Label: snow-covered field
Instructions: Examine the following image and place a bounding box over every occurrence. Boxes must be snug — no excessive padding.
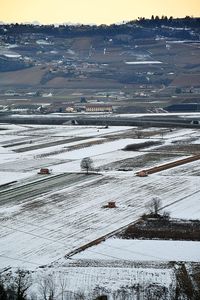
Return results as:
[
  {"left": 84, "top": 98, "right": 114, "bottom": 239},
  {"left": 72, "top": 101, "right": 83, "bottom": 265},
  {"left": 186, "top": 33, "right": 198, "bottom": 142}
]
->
[
  {"left": 29, "top": 264, "right": 175, "bottom": 300},
  {"left": 0, "top": 123, "right": 200, "bottom": 275},
  {"left": 1, "top": 172, "right": 200, "bottom": 269},
  {"left": 74, "top": 238, "right": 200, "bottom": 262}
]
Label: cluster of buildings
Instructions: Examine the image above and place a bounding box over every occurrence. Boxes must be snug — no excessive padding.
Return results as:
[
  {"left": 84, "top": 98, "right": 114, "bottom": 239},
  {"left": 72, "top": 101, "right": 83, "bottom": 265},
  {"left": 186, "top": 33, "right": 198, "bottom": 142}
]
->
[
  {"left": 51, "top": 101, "right": 113, "bottom": 114},
  {"left": 0, "top": 101, "right": 113, "bottom": 114}
]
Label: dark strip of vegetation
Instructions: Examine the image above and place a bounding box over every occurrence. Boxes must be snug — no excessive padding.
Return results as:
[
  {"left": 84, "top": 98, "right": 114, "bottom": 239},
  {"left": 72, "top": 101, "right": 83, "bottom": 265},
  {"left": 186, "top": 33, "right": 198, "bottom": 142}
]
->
[
  {"left": 0, "top": 269, "right": 31, "bottom": 300},
  {"left": 123, "top": 140, "right": 162, "bottom": 151},
  {"left": 120, "top": 217, "right": 200, "bottom": 241},
  {"left": 0, "top": 17, "right": 200, "bottom": 40}
]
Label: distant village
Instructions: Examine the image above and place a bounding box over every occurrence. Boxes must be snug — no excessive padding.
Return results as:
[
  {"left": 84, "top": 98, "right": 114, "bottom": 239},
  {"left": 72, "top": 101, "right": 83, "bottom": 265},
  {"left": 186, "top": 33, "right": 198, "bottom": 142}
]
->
[{"left": 0, "top": 18, "right": 200, "bottom": 114}]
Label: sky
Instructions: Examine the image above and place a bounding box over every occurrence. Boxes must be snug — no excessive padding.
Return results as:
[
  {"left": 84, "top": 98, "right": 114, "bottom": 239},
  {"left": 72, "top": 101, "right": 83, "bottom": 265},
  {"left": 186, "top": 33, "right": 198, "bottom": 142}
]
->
[{"left": 0, "top": 0, "right": 200, "bottom": 25}]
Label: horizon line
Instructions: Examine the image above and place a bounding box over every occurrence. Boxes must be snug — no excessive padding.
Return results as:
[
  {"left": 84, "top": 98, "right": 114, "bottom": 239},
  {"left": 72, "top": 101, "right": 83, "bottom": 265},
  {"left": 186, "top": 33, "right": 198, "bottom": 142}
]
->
[{"left": 0, "top": 15, "right": 199, "bottom": 27}]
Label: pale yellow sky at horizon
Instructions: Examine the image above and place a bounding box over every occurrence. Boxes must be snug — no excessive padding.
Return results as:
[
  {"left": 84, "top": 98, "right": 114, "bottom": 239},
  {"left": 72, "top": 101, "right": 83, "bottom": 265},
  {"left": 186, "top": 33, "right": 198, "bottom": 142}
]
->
[{"left": 1, "top": 0, "right": 200, "bottom": 25}]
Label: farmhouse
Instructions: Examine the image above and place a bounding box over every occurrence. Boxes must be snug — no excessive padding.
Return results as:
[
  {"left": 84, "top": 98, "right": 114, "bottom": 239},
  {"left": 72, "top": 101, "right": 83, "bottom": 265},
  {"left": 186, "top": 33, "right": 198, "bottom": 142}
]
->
[{"left": 85, "top": 103, "right": 113, "bottom": 112}]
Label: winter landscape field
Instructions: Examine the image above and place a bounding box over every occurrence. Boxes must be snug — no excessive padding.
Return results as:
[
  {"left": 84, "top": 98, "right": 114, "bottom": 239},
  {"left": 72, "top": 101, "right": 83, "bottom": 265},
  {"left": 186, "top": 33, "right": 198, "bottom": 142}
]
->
[{"left": 0, "top": 122, "right": 200, "bottom": 298}]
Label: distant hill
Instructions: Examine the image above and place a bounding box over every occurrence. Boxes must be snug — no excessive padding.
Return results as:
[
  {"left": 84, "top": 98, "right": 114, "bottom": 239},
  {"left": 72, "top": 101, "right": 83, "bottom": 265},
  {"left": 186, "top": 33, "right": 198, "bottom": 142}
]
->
[
  {"left": 0, "top": 17, "right": 199, "bottom": 92},
  {"left": 1, "top": 17, "right": 199, "bottom": 39}
]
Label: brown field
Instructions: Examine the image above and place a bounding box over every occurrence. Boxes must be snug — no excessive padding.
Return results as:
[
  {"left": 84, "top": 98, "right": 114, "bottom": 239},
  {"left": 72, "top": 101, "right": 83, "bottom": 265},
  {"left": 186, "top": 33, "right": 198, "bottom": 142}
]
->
[
  {"left": 45, "top": 77, "right": 126, "bottom": 88},
  {"left": 120, "top": 218, "right": 200, "bottom": 241},
  {"left": 171, "top": 74, "right": 200, "bottom": 87},
  {"left": 101, "top": 152, "right": 181, "bottom": 171},
  {"left": 0, "top": 66, "right": 48, "bottom": 87},
  {"left": 71, "top": 37, "right": 94, "bottom": 50}
]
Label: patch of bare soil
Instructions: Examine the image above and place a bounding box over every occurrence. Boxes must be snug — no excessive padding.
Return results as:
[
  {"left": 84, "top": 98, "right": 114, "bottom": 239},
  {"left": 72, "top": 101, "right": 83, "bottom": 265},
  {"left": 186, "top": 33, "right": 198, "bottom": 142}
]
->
[
  {"left": 35, "top": 138, "right": 109, "bottom": 158},
  {"left": 0, "top": 66, "right": 48, "bottom": 86},
  {"left": 45, "top": 77, "right": 124, "bottom": 88},
  {"left": 122, "top": 140, "right": 162, "bottom": 151},
  {"left": 172, "top": 74, "right": 200, "bottom": 87},
  {"left": 102, "top": 128, "right": 170, "bottom": 139},
  {"left": 13, "top": 137, "right": 87, "bottom": 153},
  {"left": 101, "top": 152, "right": 180, "bottom": 170},
  {"left": 119, "top": 217, "right": 200, "bottom": 241},
  {"left": 157, "top": 144, "right": 200, "bottom": 155}
]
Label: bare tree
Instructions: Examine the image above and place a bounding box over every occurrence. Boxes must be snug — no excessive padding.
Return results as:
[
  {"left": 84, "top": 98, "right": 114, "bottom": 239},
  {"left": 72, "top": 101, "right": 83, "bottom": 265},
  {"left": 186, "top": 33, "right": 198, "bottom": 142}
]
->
[
  {"left": 6, "top": 269, "right": 32, "bottom": 300},
  {"left": 61, "top": 290, "right": 85, "bottom": 300},
  {"left": 80, "top": 157, "right": 94, "bottom": 174},
  {"left": 145, "top": 197, "right": 162, "bottom": 216},
  {"left": 92, "top": 286, "right": 109, "bottom": 300},
  {"left": 48, "top": 274, "right": 56, "bottom": 300},
  {"left": 135, "top": 130, "right": 142, "bottom": 139},
  {"left": 37, "top": 275, "right": 49, "bottom": 300},
  {"left": 74, "top": 290, "right": 85, "bottom": 300},
  {"left": 58, "top": 274, "right": 67, "bottom": 300},
  {"left": 94, "top": 296, "right": 108, "bottom": 300},
  {"left": 29, "top": 292, "right": 38, "bottom": 300},
  {"left": 37, "top": 274, "right": 56, "bottom": 300},
  {"left": 0, "top": 276, "right": 8, "bottom": 300},
  {"left": 113, "top": 286, "right": 129, "bottom": 300},
  {"left": 15, "top": 269, "right": 32, "bottom": 300}
]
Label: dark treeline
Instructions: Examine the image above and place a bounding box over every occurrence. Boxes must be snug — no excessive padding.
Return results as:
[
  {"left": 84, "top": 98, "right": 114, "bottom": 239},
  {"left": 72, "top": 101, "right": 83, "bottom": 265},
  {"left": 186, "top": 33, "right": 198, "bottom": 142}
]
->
[
  {"left": 0, "top": 17, "right": 200, "bottom": 40},
  {"left": 0, "top": 269, "right": 31, "bottom": 300}
]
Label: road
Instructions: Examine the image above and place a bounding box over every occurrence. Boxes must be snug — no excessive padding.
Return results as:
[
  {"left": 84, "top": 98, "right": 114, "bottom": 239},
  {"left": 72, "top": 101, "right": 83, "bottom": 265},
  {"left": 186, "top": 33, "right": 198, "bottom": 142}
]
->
[{"left": 1, "top": 113, "right": 200, "bottom": 128}]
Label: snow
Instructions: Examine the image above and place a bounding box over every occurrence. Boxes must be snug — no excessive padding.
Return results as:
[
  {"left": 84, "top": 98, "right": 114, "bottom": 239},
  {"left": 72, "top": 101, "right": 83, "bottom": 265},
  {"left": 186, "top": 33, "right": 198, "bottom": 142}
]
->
[
  {"left": 0, "top": 172, "right": 200, "bottom": 269},
  {"left": 74, "top": 239, "right": 200, "bottom": 262},
  {"left": 51, "top": 139, "right": 144, "bottom": 160},
  {"left": 36, "top": 40, "right": 52, "bottom": 45},
  {"left": 0, "top": 124, "right": 200, "bottom": 271},
  {"left": 0, "top": 145, "right": 21, "bottom": 164},
  {"left": 0, "top": 171, "right": 33, "bottom": 186},
  {"left": 51, "top": 125, "right": 133, "bottom": 137},
  {"left": 91, "top": 150, "right": 142, "bottom": 168},
  {"left": 4, "top": 54, "right": 21, "bottom": 58},
  {"left": 166, "top": 40, "right": 200, "bottom": 44},
  {"left": 125, "top": 61, "right": 162, "bottom": 64},
  {"left": 0, "top": 134, "right": 28, "bottom": 143},
  {"left": 169, "top": 193, "right": 200, "bottom": 220},
  {"left": 28, "top": 264, "right": 175, "bottom": 300},
  {"left": 7, "top": 44, "right": 18, "bottom": 49}
]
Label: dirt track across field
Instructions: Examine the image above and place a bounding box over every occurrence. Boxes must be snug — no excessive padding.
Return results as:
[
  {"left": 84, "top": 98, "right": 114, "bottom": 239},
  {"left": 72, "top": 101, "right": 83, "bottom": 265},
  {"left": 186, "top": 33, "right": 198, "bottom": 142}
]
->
[{"left": 136, "top": 154, "right": 200, "bottom": 175}]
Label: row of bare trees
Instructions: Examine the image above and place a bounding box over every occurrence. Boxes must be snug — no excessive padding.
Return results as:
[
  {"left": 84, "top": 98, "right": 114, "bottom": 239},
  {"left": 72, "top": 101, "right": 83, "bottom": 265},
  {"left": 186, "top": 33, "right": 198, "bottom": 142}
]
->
[
  {"left": 2, "top": 267, "right": 199, "bottom": 299},
  {"left": 0, "top": 269, "right": 169, "bottom": 300},
  {"left": 0, "top": 271, "right": 86, "bottom": 300},
  {"left": 36, "top": 273, "right": 85, "bottom": 300}
]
